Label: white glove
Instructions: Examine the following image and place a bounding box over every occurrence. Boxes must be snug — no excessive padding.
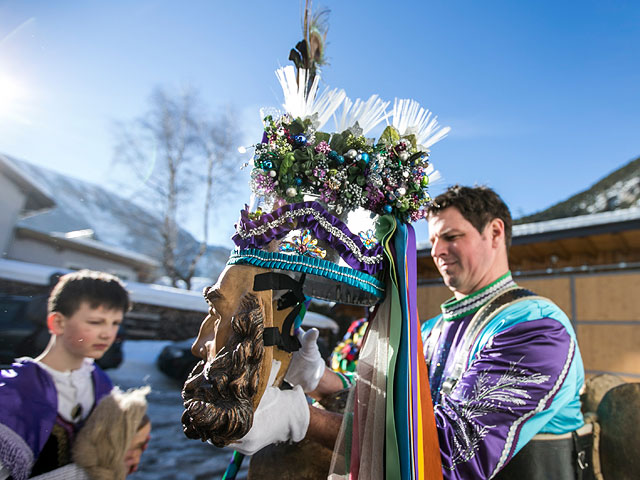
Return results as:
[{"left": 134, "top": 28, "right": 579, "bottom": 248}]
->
[
  {"left": 230, "top": 384, "right": 310, "bottom": 456},
  {"left": 284, "top": 328, "right": 326, "bottom": 393}
]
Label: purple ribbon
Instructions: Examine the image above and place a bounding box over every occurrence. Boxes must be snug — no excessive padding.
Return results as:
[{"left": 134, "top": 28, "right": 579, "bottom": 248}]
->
[{"left": 233, "top": 201, "right": 384, "bottom": 275}]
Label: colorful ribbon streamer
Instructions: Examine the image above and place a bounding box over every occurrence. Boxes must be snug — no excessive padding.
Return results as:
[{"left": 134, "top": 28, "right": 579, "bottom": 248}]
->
[{"left": 383, "top": 217, "right": 443, "bottom": 480}]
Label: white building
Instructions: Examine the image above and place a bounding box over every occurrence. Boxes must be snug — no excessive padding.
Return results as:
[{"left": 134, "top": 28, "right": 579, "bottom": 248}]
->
[{"left": 0, "top": 154, "right": 159, "bottom": 282}]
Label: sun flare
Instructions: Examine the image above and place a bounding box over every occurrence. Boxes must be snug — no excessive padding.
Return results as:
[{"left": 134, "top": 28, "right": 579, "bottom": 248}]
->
[{"left": 0, "top": 73, "right": 28, "bottom": 109}]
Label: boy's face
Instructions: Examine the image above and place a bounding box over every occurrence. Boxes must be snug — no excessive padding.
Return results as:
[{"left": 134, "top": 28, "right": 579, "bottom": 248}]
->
[{"left": 51, "top": 302, "right": 123, "bottom": 360}]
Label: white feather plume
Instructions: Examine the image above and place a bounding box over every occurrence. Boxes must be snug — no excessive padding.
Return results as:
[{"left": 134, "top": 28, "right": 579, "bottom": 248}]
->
[
  {"left": 275, "top": 66, "right": 346, "bottom": 130},
  {"left": 390, "top": 99, "right": 451, "bottom": 149},
  {"left": 425, "top": 162, "right": 441, "bottom": 184},
  {"left": 334, "top": 94, "right": 390, "bottom": 135}
]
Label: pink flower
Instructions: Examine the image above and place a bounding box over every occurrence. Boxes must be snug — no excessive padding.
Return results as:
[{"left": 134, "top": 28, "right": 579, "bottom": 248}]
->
[
  {"left": 315, "top": 141, "right": 331, "bottom": 154},
  {"left": 313, "top": 168, "right": 327, "bottom": 180}
]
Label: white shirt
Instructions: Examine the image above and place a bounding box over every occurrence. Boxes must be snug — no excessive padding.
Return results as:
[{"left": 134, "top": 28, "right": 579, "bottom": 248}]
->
[{"left": 36, "top": 358, "right": 96, "bottom": 423}]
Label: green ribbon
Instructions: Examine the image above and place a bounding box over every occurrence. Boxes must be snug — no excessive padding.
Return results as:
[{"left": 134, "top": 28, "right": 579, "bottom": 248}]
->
[{"left": 377, "top": 214, "right": 402, "bottom": 478}]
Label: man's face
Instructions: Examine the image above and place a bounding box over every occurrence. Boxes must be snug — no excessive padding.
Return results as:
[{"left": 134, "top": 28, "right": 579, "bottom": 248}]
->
[
  {"left": 191, "top": 265, "right": 263, "bottom": 362},
  {"left": 182, "top": 265, "right": 271, "bottom": 446},
  {"left": 428, "top": 207, "right": 505, "bottom": 298},
  {"left": 53, "top": 302, "right": 122, "bottom": 360}
]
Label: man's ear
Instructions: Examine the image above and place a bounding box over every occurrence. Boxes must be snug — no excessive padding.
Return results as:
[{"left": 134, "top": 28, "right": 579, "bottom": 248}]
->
[
  {"left": 489, "top": 218, "right": 505, "bottom": 248},
  {"left": 47, "top": 312, "right": 65, "bottom": 335}
]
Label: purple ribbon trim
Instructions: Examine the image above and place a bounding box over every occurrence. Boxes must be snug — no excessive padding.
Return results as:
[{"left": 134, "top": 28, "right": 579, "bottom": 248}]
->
[
  {"left": 233, "top": 201, "right": 384, "bottom": 275},
  {"left": 406, "top": 224, "right": 420, "bottom": 475}
]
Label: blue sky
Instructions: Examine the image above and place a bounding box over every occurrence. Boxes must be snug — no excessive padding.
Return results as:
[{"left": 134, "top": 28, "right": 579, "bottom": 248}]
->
[{"left": 1, "top": 0, "right": 639, "bottom": 246}]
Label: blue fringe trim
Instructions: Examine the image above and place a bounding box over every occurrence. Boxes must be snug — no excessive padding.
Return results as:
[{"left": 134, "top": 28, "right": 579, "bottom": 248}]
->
[{"left": 228, "top": 249, "right": 385, "bottom": 299}]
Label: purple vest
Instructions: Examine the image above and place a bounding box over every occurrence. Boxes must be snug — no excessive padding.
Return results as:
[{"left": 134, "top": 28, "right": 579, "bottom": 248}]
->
[{"left": 0, "top": 359, "right": 112, "bottom": 480}]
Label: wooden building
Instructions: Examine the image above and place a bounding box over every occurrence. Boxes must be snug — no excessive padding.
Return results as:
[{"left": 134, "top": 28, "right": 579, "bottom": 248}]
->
[{"left": 416, "top": 207, "right": 640, "bottom": 382}]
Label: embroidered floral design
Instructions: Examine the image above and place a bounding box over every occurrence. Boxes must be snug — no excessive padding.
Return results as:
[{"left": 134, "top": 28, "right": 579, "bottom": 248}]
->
[
  {"left": 443, "top": 360, "right": 550, "bottom": 470},
  {"left": 358, "top": 229, "right": 379, "bottom": 249},
  {"left": 279, "top": 229, "right": 326, "bottom": 259}
]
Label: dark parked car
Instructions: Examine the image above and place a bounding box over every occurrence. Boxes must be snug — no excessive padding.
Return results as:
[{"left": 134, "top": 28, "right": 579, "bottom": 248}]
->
[
  {"left": 0, "top": 293, "right": 124, "bottom": 369},
  {"left": 156, "top": 337, "right": 198, "bottom": 382}
]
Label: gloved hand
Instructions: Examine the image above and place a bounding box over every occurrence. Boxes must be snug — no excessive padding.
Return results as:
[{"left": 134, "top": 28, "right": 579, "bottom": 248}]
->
[
  {"left": 284, "top": 328, "right": 326, "bottom": 393},
  {"left": 230, "top": 384, "right": 310, "bottom": 456}
]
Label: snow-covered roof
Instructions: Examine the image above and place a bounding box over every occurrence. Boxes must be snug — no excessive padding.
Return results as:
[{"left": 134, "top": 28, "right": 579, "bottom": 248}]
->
[
  {"left": 0, "top": 258, "right": 208, "bottom": 312},
  {"left": 15, "top": 227, "right": 160, "bottom": 268},
  {"left": 0, "top": 153, "right": 55, "bottom": 213},
  {"left": 512, "top": 206, "right": 640, "bottom": 238}
]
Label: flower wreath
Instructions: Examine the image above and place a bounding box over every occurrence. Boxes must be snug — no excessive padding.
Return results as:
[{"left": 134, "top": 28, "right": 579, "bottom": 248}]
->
[{"left": 246, "top": 67, "right": 450, "bottom": 224}]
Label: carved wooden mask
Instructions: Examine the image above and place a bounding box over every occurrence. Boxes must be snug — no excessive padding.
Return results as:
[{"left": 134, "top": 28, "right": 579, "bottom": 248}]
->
[{"left": 181, "top": 264, "right": 296, "bottom": 447}]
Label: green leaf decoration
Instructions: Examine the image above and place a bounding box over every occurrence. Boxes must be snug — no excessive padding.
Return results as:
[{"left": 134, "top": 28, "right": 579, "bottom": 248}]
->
[
  {"left": 315, "top": 132, "right": 331, "bottom": 144},
  {"left": 409, "top": 152, "right": 424, "bottom": 164},
  {"left": 294, "top": 149, "right": 309, "bottom": 162},
  {"left": 402, "top": 133, "right": 417, "bottom": 150},
  {"left": 330, "top": 133, "right": 346, "bottom": 153},
  {"left": 379, "top": 126, "right": 400, "bottom": 146},
  {"left": 279, "top": 152, "right": 295, "bottom": 179},
  {"left": 289, "top": 118, "right": 306, "bottom": 136},
  {"left": 376, "top": 215, "right": 396, "bottom": 243},
  {"left": 356, "top": 175, "right": 366, "bottom": 186},
  {"left": 346, "top": 133, "right": 368, "bottom": 150},
  {"left": 306, "top": 147, "right": 316, "bottom": 161}
]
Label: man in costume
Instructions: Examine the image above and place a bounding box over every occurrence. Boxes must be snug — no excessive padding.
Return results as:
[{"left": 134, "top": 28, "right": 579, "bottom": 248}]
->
[
  {"left": 179, "top": 5, "right": 600, "bottom": 475},
  {"left": 421, "top": 185, "right": 591, "bottom": 479},
  {"left": 226, "top": 185, "right": 594, "bottom": 480}
]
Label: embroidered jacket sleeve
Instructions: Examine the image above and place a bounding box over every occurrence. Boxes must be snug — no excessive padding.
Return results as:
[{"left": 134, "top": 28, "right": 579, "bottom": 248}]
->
[
  {"left": 0, "top": 362, "right": 58, "bottom": 480},
  {"left": 434, "top": 317, "right": 580, "bottom": 479}
]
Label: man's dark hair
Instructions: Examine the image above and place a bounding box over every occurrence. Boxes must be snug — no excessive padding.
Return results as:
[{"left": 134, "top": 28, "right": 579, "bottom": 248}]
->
[
  {"left": 48, "top": 270, "right": 130, "bottom": 317},
  {"left": 427, "top": 185, "right": 513, "bottom": 249}
]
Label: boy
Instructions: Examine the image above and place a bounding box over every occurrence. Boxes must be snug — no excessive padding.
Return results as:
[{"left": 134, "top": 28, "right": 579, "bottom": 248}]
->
[{"left": 0, "top": 270, "right": 129, "bottom": 480}]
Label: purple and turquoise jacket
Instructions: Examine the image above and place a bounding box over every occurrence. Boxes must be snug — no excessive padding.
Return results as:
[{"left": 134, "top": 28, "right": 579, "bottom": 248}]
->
[{"left": 421, "top": 272, "right": 585, "bottom": 480}]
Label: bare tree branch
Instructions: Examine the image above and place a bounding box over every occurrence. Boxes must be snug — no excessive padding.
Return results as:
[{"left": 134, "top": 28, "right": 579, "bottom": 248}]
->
[{"left": 113, "top": 88, "right": 241, "bottom": 289}]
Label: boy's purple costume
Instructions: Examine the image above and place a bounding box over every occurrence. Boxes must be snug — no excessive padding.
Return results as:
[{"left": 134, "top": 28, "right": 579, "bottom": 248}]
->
[
  {"left": 0, "top": 359, "right": 112, "bottom": 480},
  {"left": 421, "top": 272, "right": 585, "bottom": 479}
]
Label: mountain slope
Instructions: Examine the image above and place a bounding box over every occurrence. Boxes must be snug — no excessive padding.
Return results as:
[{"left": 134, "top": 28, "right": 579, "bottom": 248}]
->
[{"left": 516, "top": 156, "right": 640, "bottom": 223}]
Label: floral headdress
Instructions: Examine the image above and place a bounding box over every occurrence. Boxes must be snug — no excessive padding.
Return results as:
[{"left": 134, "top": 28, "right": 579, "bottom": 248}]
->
[
  {"left": 230, "top": 66, "right": 449, "bottom": 305},
  {"left": 249, "top": 67, "right": 449, "bottom": 223}
]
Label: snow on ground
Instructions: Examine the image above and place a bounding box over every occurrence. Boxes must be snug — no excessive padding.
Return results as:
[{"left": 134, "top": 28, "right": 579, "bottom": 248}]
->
[{"left": 108, "top": 340, "right": 249, "bottom": 480}]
